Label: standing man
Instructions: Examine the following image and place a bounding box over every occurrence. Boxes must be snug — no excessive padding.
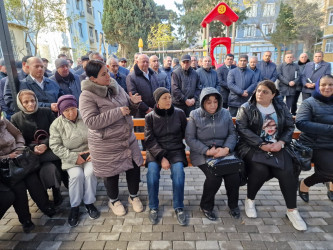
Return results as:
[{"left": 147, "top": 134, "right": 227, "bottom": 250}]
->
[
  {"left": 301, "top": 51, "right": 331, "bottom": 100},
  {"left": 0, "top": 59, "right": 7, "bottom": 80},
  {"left": 171, "top": 55, "right": 200, "bottom": 117},
  {"left": 149, "top": 55, "right": 170, "bottom": 90},
  {"left": 217, "top": 54, "right": 236, "bottom": 108},
  {"left": 196, "top": 56, "right": 220, "bottom": 91},
  {"left": 74, "top": 56, "right": 89, "bottom": 77},
  {"left": 227, "top": 54, "right": 256, "bottom": 117},
  {"left": 42, "top": 58, "right": 52, "bottom": 76},
  {"left": 119, "top": 58, "right": 127, "bottom": 68},
  {"left": 172, "top": 58, "right": 180, "bottom": 71},
  {"left": 106, "top": 57, "right": 127, "bottom": 92},
  {"left": 277, "top": 53, "right": 301, "bottom": 111},
  {"left": 191, "top": 56, "right": 199, "bottom": 70},
  {"left": 256, "top": 51, "right": 278, "bottom": 82},
  {"left": 161, "top": 56, "right": 173, "bottom": 83},
  {"left": 198, "top": 57, "right": 203, "bottom": 68},
  {"left": 248, "top": 56, "right": 262, "bottom": 84}
]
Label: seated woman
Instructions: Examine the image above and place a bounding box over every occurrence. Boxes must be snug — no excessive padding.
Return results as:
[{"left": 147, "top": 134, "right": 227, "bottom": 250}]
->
[
  {"left": 79, "top": 60, "right": 144, "bottom": 216},
  {"left": 49, "top": 95, "right": 99, "bottom": 227},
  {"left": 0, "top": 110, "right": 55, "bottom": 232},
  {"left": 145, "top": 87, "right": 187, "bottom": 225},
  {"left": 297, "top": 75, "right": 333, "bottom": 202},
  {"left": 185, "top": 87, "right": 239, "bottom": 221},
  {"left": 11, "top": 90, "right": 63, "bottom": 206},
  {"left": 236, "top": 80, "right": 307, "bottom": 231}
]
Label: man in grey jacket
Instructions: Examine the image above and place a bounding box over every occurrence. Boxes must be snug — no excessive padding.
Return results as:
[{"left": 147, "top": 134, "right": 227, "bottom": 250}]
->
[
  {"left": 227, "top": 55, "right": 256, "bottom": 117},
  {"left": 149, "top": 55, "right": 170, "bottom": 90},
  {"left": 196, "top": 56, "right": 220, "bottom": 91},
  {"left": 277, "top": 53, "right": 300, "bottom": 111},
  {"left": 171, "top": 55, "right": 200, "bottom": 117},
  {"left": 256, "top": 51, "right": 278, "bottom": 82},
  {"left": 301, "top": 51, "right": 331, "bottom": 100}
]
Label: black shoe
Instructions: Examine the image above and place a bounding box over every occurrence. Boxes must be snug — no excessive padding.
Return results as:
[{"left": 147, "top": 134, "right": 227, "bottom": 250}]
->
[
  {"left": 298, "top": 179, "right": 309, "bottom": 202},
  {"left": 175, "top": 208, "right": 186, "bottom": 226},
  {"left": 148, "top": 209, "right": 158, "bottom": 225},
  {"left": 42, "top": 206, "right": 56, "bottom": 218},
  {"left": 52, "top": 187, "right": 63, "bottom": 207},
  {"left": 68, "top": 206, "right": 80, "bottom": 227},
  {"left": 85, "top": 204, "right": 100, "bottom": 219},
  {"left": 326, "top": 183, "right": 333, "bottom": 201},
  {"left": 22, "top": 220, "right": 35, "bottom": 233},
  {"left": 200, "top": 207, "right": 216, "bottom": 221},
  {"left": 229, "top": 207, "right": 240, "bottom": 219}
]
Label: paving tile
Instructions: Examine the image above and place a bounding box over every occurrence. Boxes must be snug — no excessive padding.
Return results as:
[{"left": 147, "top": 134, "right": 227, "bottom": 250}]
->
[
  {"left": 241, "top": 241, "right": 266, "bottom": 249},
  {"left": 227, "top": 232, "right": 251, "bottom": 241},
  {"left": 250, "top": 233, "right": 274, "bottom": 242},
  {"left": 119, "top": 232, "right": 141, "bottom": 241},
  {"left": 152, "top": 224, "right": 173, "bottom": 232},
  {"left": 104, "top": 241, "right": 128, "bottom": 250},
  {"left": 196, "top": 240, "right": 219, "bottom": 249},
  {"left": 97, "top": 233, "right": 120, "bottom": 241},
  {"left": 235, "top": 225, "right": 259, "bottom": 233},
  {"left": 75, "top": 232, "right": 98, "bottom": 241},
  {"left": 206, "top": 232, "right": 229, "bottom": 241},
  {"left": 0, "top": 232, "right": 15, "bottom": 240},
  {"left": 33, "top": 233, "right": 58, "bottom": 241},
  {"left": 257, "top": 225, "right": 281, "bottom": 233},
  {"left": 12, "top": 233, "right": 37, "bottom": 241},
  {"left": 37, "top": 241, "right": 62, "bottom": 250},
  {"left": 111, "top": 225, "right": 132, "bottom": 233},
  {"left": 219, "top": 241, "right": 244, "bottom": 249},
  {"left": 132, "top": 225, "right": 152, "bottom": 232},
  {"left": 184, "top": 232, "right": 206, "bottom": 240},
  {"left": 264, "top": 242, "right": 292, "bottom": 250},
  {"left": 0, "top": 240, "right": 18, "bottom": 250},
  {"left": 59, "top": 241, "right": 83, "bottom": 249},
  {"left": 194, "top": 224, "right": 215, "bottom": 232},
  {"left": 173, "top": 241, "right": 195, "bottom": 250},
  {"left": 215, "top": 225, "right": 237, "bottom": 233},
  {"left": 13, "top": 241, "right": 40, "bottom": 249},
  {"left": 81, "top": 241, "right": 105, "bottom": 249},
  {"left": 150, "top": 241, "right": 172, "bottom": 250},
  {"left": 163, "top": 232, "right": 184, "bottom": 241},
  {"left": 287, "top": 241, "right": 315, "bottom": 249},
  {"left": 127, "top": 241, "right": 150, "bottom": 250},
  {"left": 90, "top": 225, "right": 111, "bottom": 233}
]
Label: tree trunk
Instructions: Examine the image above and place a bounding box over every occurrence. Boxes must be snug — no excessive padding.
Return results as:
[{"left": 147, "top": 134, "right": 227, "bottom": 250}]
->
[{"left": 276, "top": 45, "right": 282, "bottom": 65}]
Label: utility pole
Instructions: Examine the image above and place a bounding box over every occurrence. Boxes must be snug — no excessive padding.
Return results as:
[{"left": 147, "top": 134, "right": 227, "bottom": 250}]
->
[{"left": 0, "top": 1, "right": 19, "bottom": 112}]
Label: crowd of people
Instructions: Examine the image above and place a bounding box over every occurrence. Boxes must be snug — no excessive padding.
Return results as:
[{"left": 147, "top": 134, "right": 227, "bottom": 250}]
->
[{"left": 0, "top": 50, "right": 332, "bottom": 234}]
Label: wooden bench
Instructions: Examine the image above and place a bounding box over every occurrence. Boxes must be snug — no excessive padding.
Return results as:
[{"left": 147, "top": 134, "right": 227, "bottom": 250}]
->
[{"left": 133, "top": 117, "right": 301, "bottom": 167}]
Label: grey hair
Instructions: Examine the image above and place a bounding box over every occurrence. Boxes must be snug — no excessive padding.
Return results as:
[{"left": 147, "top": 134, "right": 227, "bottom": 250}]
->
[
  {"left": 89, "top": 52, "right": 101, "bottom": 60},
  {"left": 106, "top": 56, "right": 118, "bottom": 65}
]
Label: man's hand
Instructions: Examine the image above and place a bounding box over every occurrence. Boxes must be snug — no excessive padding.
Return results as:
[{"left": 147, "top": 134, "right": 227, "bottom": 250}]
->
[
  {"left": 120, "top": 106, "right": 130, "bottom": 116},
  {"left": 185, "top": 98, "right": 195, "bottom": 107},
  {"left": 129, "top": 92, "right": 142, "bottom": 104},
  {"left": 161, "top": 157, "right": 170, "bottom": 170},
  {"left": 305, "top": 83, "right": 314, "bottom": 88},
  {"left": 51, "top": 103, "right": 58, "bottom": 112},
  {"left": 242, "top": 91, "right": 248, "bottom": 97},
  {"left": 289, "top": 81, "right": 295, "bottom": 87}
]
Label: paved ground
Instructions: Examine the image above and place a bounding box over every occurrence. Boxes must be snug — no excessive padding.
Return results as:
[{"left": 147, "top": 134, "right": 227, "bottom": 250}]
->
[{"left": 0, "top": 168, "right": 333, "bottom": 250}]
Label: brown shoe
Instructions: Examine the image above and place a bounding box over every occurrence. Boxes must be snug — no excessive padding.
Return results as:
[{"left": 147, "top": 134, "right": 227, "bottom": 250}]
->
[
  {"left": 108, "top": 200, "right": 126, "bottom": 216},
  {"left": 128, "top": 196, "right": 143, "bottom": 213}
]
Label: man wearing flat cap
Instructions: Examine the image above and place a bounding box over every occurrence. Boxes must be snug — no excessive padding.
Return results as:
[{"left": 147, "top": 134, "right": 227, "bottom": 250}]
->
[
  {"left": 171, "top": 54, "right": 200, "bottom": 117},
  {"left": 119, "top": 58, "right": 127, "bottom": 68},
  {"left": 50, "top": 59, "right": 81, "bottom": 102}
]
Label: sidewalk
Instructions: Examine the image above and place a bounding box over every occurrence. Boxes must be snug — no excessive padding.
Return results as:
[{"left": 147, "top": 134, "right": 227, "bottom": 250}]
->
[{"left": 0, "top": 168, "right": 332, "bottom": 250}]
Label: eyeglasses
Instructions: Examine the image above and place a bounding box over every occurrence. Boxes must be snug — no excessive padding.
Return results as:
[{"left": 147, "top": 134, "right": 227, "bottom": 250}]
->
[{"left": 257, "top": 89, "right": 272, "bottom": 95}]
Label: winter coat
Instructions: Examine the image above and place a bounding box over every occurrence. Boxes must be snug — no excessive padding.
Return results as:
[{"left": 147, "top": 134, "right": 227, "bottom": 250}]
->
[
  {"left": 79, "top": 78, "right": 143, "bottom": 178},
  {"left": 196, "top": 67, "right": 221, "bottom": 92},
  {"left": 145, "top": 105, "right": 187, "bottom": 166},
  {"left": 151, "top": 68, "right": 170, "bottom": 91},
  {"left": 249, "top": 67, "right": 263, "bottom": 84},
  {"left": 110, "top": 72, "right": 127, "bottom": 92},
  {"left": 297, "top": 60, "right": 310, "bottom": 91},
  {"left": 256, "top": 61, "right": 278, "bottom": 82},
  {"left": 227, "top": 67, "right": 257, "bottom": 108},
  {"left": 50, "top": 73, "right": 81, "bottom": 102},
  {"left": 277, "top": 62, "right": 300, "bottom": 96},
  {"left": 49, "top": 111, "right": 89, "bottom": 170},
  {"left": 126, "top": 64, "right": 160, "bottom": 118},
  {"left": 185, "top": 87, "right": 237, "bottom": 166},
  {"left": 301, "top": 61, "right": 331, "bottom": 94},
  {"left": 217, "top": 64, "right": 236, "bottom": 105},
  {"left": 171, "top": 66, "right": 201, "bottom": 106},
  {"left": 118, "top": 66, "right": 129, "bottom": 76},
  {"left": 161, "top": 66, "right": 173, "bottom": 83},
  {"left": 235, "top": 94, "right": 294, "bottom": 159},
  {"left": 0, "top": 117, "right": 25, "bottom": 158}
]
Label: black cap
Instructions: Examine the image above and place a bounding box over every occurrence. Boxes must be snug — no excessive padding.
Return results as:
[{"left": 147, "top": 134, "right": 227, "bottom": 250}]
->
[
  {"left": 119, "top": 57, "right": 127, "bottom": 62},
  {"left": 41, "top": 58, "right": 49, "bottom": 62},
  {"left": 181, "top": 55, "right": 191, "bottom": 62},
  {"left": 81, "top": 55, "right": 89, "bottom": 61}
]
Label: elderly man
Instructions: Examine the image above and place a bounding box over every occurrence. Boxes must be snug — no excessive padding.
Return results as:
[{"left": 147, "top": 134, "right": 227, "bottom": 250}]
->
[
  {"left": 277, "top": 53, "right": 301, "bottom": 111},
  {"left": 126, "top": 54, "right": 159, "bottom": 118},
  {"left": 11, "top": 57, "right": 61, "bottom": 112},
  {"left": 198, "top": 57, "right": 203, "bottom": 68},
  {"left": 248, "top": 56, "right": 262, "bottom": 84},
  {"left": 172, "top": 58, "right": 180, "bottom": 71},
  {"left": 73, "top": 58, "right": 82, "bottom": 71},
  {"left": 77, "top": 53, "right": 104, "bottom": 82},
  {"left": 191, "top": 56, "right": 198, "bottom": 70},
  {"left": 161, "top": 56, "right": 173, "bottom": 83},
  {"left": 227, "top": 54, "right": 256, "bottom": 117},
  {"left": 217, "top": 53, "right": 236, "bottom": 108},
  {"left": 74, "top": 56, "right": 89, "bottom": 76},
  {"left": 196, "top": 56, "right": 220, "bottom": 91},
  {"left": 130, "top": 53, "right": 142, "bottom": 72},
  {"left": 301, "top": 51, "right": 331, "bottom": 100},
  {"left": 0, "top": 59, "right": 7, "bottom": 80},
  {"left": 149, "top": 55, "right": 170, "bottom": 90},
  {"left": 256, "top": 51, "right": 278, "bottom": 82},
  {"left": 106, "top": 57, "right": 127, "bottom": 92},
  {"left": 50, "top": 59, "right": 81, "bottom": 101},
  {"left": 171, "top": 54, "right": 200, "bottom": 117}
]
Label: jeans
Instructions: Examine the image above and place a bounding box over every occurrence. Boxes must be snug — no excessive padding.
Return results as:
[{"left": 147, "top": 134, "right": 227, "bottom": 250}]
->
[{"left": 147, "top": 161, "right": 185, "bottom": 210}]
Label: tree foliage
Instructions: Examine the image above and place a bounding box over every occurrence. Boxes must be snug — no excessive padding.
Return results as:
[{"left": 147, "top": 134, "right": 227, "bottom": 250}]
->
[
  {"left": 147, "top": 23, "right": 175, "bottom": 50},
  {"left": 102, "top": 0, "right": 160, "bottom": 57},
  {"left": 4, "top": 0, "right": 67, "bottom": 55}
]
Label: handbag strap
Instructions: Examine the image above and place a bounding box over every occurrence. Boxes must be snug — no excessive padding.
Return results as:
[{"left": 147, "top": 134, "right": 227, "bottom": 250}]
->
[{"left": 34, "top": 130, "right": 49, "bottom": 144}]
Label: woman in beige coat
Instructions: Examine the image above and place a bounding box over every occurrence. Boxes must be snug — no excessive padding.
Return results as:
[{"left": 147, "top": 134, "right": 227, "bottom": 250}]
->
[{"left": 79, "top": 60, "right": 143, "bottom": 216}]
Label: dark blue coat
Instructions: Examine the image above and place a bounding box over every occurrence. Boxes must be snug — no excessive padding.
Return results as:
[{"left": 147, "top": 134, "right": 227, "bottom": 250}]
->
[
  {"left": 248, "top": 67, "right": 262, "bottom": 84},
  {"left": 50, "top": 73, "right": 81, "bottom": 102},
  {"left": 227, "top": 67, "right": 256, "bottom": 108},
  {"left": 217, "top": 64, "right": 236, "bottom": 104},
  {"left": 161, "top": 66, "right": 173, "bottom": 83},
  {"left": 301, "top": 61, "right": 331, "bottom": 94},
  {"left": 118, "top": 66, "right": 129, "bottom": 76},
  {"left": 110, "top": 72, "right": 127, "bottom": 92},
  {"left": 277, "top": 62, "right": 300, "bottom": 96},
  {"left": 196, "top": 67, "right": 220, "bottom": 92},
  {"left": 256, "top": 61, "right": 277, "bottom": 82}
]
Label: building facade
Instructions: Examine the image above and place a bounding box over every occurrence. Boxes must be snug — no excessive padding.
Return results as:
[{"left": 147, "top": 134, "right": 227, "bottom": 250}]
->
[{"left": 322, "top": 0, "right": 333, "bottom": 62}]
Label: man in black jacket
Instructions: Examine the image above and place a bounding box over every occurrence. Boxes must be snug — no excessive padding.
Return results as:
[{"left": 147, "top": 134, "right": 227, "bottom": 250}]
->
[{"left": 171, "top": 55, "right": 200, "bottom": 117}]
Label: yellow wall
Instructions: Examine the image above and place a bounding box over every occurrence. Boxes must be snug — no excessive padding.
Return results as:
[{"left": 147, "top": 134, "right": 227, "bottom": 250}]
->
[
  {"left": 8, "top": 24, "right": 28, "bottom": 60},
  {"left": 322, "top": 0, "right": 333, "bottom": 61}
]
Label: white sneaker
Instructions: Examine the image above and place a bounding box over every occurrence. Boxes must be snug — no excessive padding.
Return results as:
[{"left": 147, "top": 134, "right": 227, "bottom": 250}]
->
[
  {"left": 286, "top": 209, "right": 307, "bottom": 231},
  {"left": 245, "top": 198, "right": 257, "bottom": 218}
]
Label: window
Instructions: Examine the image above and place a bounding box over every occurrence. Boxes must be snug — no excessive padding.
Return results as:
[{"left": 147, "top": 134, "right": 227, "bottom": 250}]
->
[
  {"left": 78, "top": 23, "right": 83, "bottom": 38},
  {"left": 329, "top": 10, "right": 333, "bottom": 25},
  {"left": 246, "top": 4, "right": 257, "bottom": 17},
  {"left": 262, "top": 24, "right": 274, "bottom": 36},
  {"left": 86, "top": 0, "right": 92, "bottom": 14},
  {"left": 89, "top": 26, "right": 94, "bottom": 42},
  {"left": 95, "top": 30, "right": 99, "bottom": 43},
  {"left": 98, "top": 11, "right": 102, "bottom": 22},
  {"left": 243, "top": 24, "right": 256, "bottom": 37},
  {"left": 76, "top": 0, "right": 80, "bottom": 9},
  {"left": 263, "top": 3, "right": 275, "bottom": 17},
  {"left": 325, "top": 39, "right": 333, "bottom": 53}
]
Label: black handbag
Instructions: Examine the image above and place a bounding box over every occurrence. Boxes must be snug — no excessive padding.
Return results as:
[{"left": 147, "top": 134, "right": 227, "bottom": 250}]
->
[
  {"left": 0, "top": 147, "right": 40, "bottom": 186},
  {"left": 206, "top": 153, "right": 246, "bottom": 179},
  {"left": 252, "top": 150, "right": 285, "bottom": 169},
  {"left": 285, "top": 139, "right": 313, "bottom": 171}
]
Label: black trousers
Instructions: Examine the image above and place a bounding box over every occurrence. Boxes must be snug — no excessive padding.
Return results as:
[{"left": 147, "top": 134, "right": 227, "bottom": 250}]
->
[
  {"left": 281, "top": 95, "right": 294, "bottom": 112},
  {"left": 291, "top": 90, "right": 301, "bottom": 115},
  {"left": 228, "top": 106, "right": 239, "bottom": 117},
  {"left": 198, "top": 164, "right": 240, "bottom": 211},
  {"left": 245, "top": 149, "right": 298, "bottom": 209},
  {"left": 174, "top": 104, "right": 195, "bottom": 117},
  {"left": 104, "top": 162, "right": 141, "bottom": 199},
  {"left": 0, "top": 181, "right": 31, "bottom": 224},
  {"left": 302, "top": 92, "right": 312, "bottom": 101}
]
